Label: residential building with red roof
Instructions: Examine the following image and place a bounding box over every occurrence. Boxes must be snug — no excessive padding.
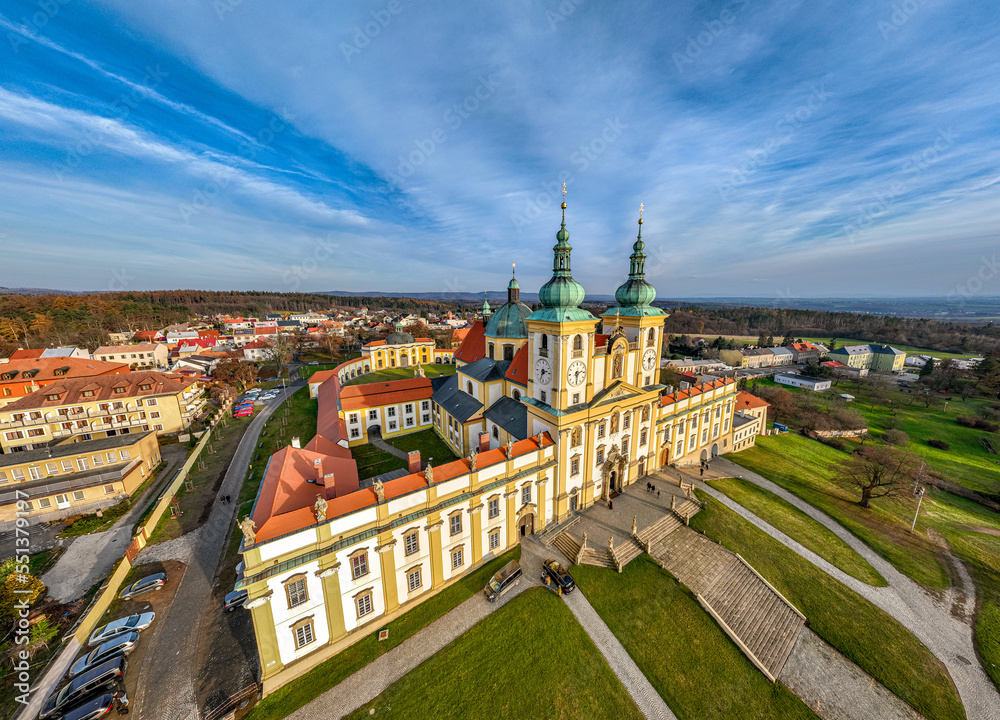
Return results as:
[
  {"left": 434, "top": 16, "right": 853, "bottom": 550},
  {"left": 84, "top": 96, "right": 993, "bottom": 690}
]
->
[
  {"left": 361, "top": 322, "right": 453, "bottom": 370},
  {"left": 0, "top": 357, "right": 130, "bottom": 409},
  {"left": 93, "top": 343, "right": 170, "bottom": 369}
]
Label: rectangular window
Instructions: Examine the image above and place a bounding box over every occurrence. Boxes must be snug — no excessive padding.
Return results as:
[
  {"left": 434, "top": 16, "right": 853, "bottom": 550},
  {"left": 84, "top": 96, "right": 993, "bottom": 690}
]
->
[
  {"left": 489, "top": 530, "right": 501, "bottom": 551},
  {"left": 451, "top": 547, "right": 464, "bottom": 570},
  {"left": 404, "top": 532, "right": 419, "bottom": 556},
  {"left": 688, "top": 436, "right": 696, "bottom": 451},
  {"left": 27, "top": 429, "right": 44, "bottom": 438},
  {"left": 120, "top": 450, "right": 130, "bottom": 461},
  {"left": 61, "top": 460, "right": 73, "bottom": 472},
  {"left": 286, "top": 577, "right": 309, "bottom": 607},
  {"left": 407, "top": 568, "right": 422, "bottom": 592},
  {"left": 572, "top": 393, "right": 580, "bottom": 405},
  {"left": 146, "top": 398, "right": 157, "bottom": 406},
  {"left": 405, "top": 417, "right": 414, "bottom": 427},
  {"left": 46, "top": 462, "right": 58, "bottom": 475},
  {"left": 404, "top": 404, "right": 413, "bottom": 413},
  {"left": 77, "top": 458, "right": 88, "bottom": 471},
  {"left": 522, "top": 485, "right": 531, "bottom": 505},
  {"left": 369, "top": 410, "right": 378, "bottom": 421},
  {"left": 357, "top": 593, "right": 373, "bottom": 617},
  {"left": 678, "top": 420, "right": 685, "bottom": 434},
  {"left": 571, "top": 458, "right": 580, "bottom": 475},
  {"left": 104, "top": 484, "right": 116, "bottom": 494},
  {"left": 387, "top": 407, "right": 396, "bottom": 417},
  {"left": 488, "top": 497, "right": 499, "bottom": 519},
  {"left": 422, "top": 414, "right": 430, "bottom": 423},
  {"left": 388, "top": 421, "right": 397, "bottom": 431},
  {"left": 294, "top": 622, "right": 314, "bottom": 649},
  {"left": 93, "top": 455, "right": 104, "bottom": 467},
  {"left": 349, "top": 413, "right": 358, "bottom": 424},
  {"left": 622, "top": 438, "right": 629, "bottom": 456},
  {"left": 351, "top": 553, "right": 368, "bottom": 579},
  {"left": 640, "top": 430, "right": 647, "bottom": 446},
  {"left": 702, "top": 429, "right": 708, "bottom": 443},
  {"left": 73, "top": 490, "right": 86, "bottom": 501},
  {"left": 540, "top": 391, "right": 546, "bottom": 403},
  {"left": 154, "top": 424, "right": 164, "bottom": 431},
  {"left": 596, "top": 447, "right": 604, "bottom": 465},
  {"left": 0, "top": 471, "right": 7, "bottom": 483},
  {"left": 351, "top": 428, "right": 360, "bottom": 438},
  {"left": 28, "top": 466, "right": 42, "bottom": 480},
  {"left": 11, "top": 469, "right": 25, "bottom": 482},
  {"left": 38, "top": 497, "right": 52, "bottom": 508},
  {"left": 421, "top": 401, "right": 429, "bottom": 411},
  {"left": 623, "top": 414, "right": 630, "bottom": 429},
  {"left": 449, "top": 513, "right": 462, "bottom": 536},
  {"left": 597, "top": 423, "right": 605, "bottom": 438}
]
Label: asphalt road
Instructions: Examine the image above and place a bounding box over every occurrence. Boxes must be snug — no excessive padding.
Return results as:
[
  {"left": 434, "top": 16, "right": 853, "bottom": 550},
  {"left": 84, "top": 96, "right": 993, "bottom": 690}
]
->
[{"left": 132, "top": 379, "right": 303, "bottom": 720}]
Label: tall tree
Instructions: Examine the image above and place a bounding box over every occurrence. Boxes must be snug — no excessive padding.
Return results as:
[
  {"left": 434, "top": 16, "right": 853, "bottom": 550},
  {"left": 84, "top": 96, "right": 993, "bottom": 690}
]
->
[
  {"left": 919, "top": 357, "right": 935, "bottom": 378},
  {"left": 833, "top": 445, "right": 921, "bottom": 508}
]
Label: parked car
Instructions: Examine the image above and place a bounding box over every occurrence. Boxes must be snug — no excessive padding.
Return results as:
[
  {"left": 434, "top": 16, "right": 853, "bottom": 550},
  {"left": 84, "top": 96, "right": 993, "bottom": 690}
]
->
[
  {"left": 88, "top": 612, "right": 155, "bottom": 647},
  {"left": 39, "top": 657, "right": 127, "bottom": 719},
  {"left": 541, "top": 559, "right": 575, "bottom": 594},
  {"left": 70, "top": 633, "right": 139, "bottom": 678},
  {"left": 484, "top": 560, "right": 521, "bottom": 602},
  {"left": 224, "top": 589, "right": 248, "bottom": 612},
  {"left": 308, "top": 361, "right": 319, "bottom": 365},
  {"left": 234, "top": 409, "right": 253, "bottom": 418},
  {"left": 62, "top": 690, "right": 125, "bottom": 720},
  {"left": 119, "top": 572, "right": 166, "bottom": 600}
]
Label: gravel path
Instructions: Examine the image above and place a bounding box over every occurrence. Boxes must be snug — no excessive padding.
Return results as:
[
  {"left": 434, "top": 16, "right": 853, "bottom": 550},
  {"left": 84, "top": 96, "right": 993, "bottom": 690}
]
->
[
  {"left": 41, "top": 445, "right": 188, "bottom": 603},
  {"left": 561, "top": 588, "right": 677, "bottom": 720},
  {"left": 705, "top": 458, "right": 1000, "bottom": 720},
  {"left": 134, "top": 526, "right": 203, "bottom": 565}
]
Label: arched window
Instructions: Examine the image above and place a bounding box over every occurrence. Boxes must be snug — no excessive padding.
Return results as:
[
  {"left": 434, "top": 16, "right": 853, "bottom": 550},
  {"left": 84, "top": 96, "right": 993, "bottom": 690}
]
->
[
  {"left": 573, "top": 335, "right": 582, "bottom": 351},
  {"left": 540, "top": 334, "right": 548, "bottom": 350},
  {"left": 493, "top": 426, "right": 499, "bottom": 439},
  {"left": 467, "top": 381, "right": 474, "bottom": 395},
  {"left": 503, "top": 345, "right": 514, "bottom": 361},
  {"left": 488, "top": 342, "right": 495, "bottom": 359},
  {"left": 512, "top": 389, "right": 521, "bottom": 401},
  {"left": 647, "top": 328, "right": 655, "bottom": 346}
]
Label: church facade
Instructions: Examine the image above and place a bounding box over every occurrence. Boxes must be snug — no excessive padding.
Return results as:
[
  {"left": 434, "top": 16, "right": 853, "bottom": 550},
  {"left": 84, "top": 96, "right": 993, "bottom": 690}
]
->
[{"left": 239, "top": 202, "right": 757, "bottom": 694}]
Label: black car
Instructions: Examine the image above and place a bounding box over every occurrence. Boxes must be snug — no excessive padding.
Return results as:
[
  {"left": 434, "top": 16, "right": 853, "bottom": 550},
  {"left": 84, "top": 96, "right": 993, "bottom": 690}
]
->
[
  {"left": 62, "top": 689, "right": 124, "bottom": 720},
  {"left": 40, "top": 657, "right": 127, "bottom": 719},
  {"left": 541, "top": 559, "right": 575, "bottom": 593}
]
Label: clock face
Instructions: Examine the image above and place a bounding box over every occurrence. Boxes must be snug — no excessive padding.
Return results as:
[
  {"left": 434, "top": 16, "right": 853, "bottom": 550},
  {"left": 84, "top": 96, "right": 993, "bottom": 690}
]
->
[
  {"left": 535, "top": 358, "right": 552, "bottom": 383},
  {"left": 642, "top": 349, "right": 657, "bottom": 371},
  {"left": 568, "top": 360, "right": 587, "bottom": 386}
]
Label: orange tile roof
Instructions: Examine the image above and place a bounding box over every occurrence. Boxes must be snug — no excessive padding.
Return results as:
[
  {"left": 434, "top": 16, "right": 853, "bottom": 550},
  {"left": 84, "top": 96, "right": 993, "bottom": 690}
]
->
[
  {"left": 504, "top": 344, "right": 529, "bottom": 386},
  {"left": 340, "top": 378, "right": 433, "bottom": 411},
  {"left": 9, "top": 349, "right": 44, "bottom": 360},
  {"left": 0, "top": 357, "right": 130, "bottom": 402},
  {"left": 735, "top": 391, "right": 770, "bottom": 411},
  {"left": 307, "top": 369, "right": 338, "bottom": 385},
  {"left": 660, "top": 377, "right": 735, "bottom": 406},
  {"left": 365, "top": 340, "right": 387, "bottom": 347},
  {"left": 1, "top": 370, "right": 195, "bottom": 410},
  {"left": 454, "top": 320, "right": 486, "bottom": 363}
]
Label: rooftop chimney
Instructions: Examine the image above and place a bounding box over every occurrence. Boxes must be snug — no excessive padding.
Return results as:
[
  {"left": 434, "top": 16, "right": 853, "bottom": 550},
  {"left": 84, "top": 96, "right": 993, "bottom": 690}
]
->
[
  {"left": 478, "top": 432, "right": 490, "bottom": 454},
  {"left": 314, "top": 457, "right": 323, "bottom": 483},
  {"left": 291, "top": 436, "right": 301, "bottom": 449},
  {"left": 408, "top": 450, "right": 421, "bottom": 474}
]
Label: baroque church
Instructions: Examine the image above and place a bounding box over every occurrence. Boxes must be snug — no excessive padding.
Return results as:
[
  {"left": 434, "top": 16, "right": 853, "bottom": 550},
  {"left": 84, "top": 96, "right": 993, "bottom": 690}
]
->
[{"left": 239, "top": 198, "right": 757, "bottom": 694}]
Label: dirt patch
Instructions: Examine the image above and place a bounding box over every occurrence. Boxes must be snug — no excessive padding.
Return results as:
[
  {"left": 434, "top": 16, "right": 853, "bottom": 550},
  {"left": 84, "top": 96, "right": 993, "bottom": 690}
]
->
[{"left": 957, "top": 524, "right": 1000, "bottom": 537}]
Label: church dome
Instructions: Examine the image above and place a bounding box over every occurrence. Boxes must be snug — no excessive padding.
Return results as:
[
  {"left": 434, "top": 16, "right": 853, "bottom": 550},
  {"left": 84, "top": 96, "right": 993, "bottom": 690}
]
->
[
  {"left": 485, "top": 264, "right": 532, "bottom": 338},
  {"left": 530, "top": 200, "right": 594, "bottom": 322},
  {"left": 384, "top": 323, "right": 415, "bottom": 344},
  {"left": 614, "top": 215, "right": 666, "bottom": 317}
]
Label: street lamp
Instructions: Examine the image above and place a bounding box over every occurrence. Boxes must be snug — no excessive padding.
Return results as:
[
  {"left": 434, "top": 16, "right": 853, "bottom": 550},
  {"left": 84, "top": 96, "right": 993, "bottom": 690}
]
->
[{"left": 909, "top": 461, "right": 926, "bottom": 534}]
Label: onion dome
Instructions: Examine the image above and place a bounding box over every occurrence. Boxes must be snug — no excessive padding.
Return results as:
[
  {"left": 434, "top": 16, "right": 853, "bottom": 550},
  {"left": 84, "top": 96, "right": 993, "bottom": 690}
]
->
[
  {"left": 530, "top": 196, "right": 595, "bottom": 323},
  {"left": 614, "top": 209, "right": 666, "bottom": 317},
  {"left": 482, "top": 292, "right": 492, "bottom": 320}
]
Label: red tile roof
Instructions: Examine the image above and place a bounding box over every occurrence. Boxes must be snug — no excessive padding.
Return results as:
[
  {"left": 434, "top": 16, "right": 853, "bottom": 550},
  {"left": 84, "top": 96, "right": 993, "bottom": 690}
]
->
[
  {"left": 822, "top": 360, "right": 847, "bottom": 367},
  {"left": 0, "top": 357, "right": 130, "bottom": 402},
  {"left": 307, "top": 369, "right": 338, "bottom": 386},
  {"left": 1, "top": 370, "right": 195, "bottom": 410},
  {"left": 454, "top": 320, "right": 486, "bottom": 363},
  {"left": 133, "top": 330, "right": 159, "bottom": 341},
  {"left": 735, "top": 391, "right": 770, "bottom": 411},
  {"left": 340, "top": 378, "right": 433, "bottom": 411},
  {"left": 504, "top": 344, "right": 529, "bottom": 386},
  {"left": 9, "top": 349, "right": 44, "bottom": 360},
  {"left": 660, "top": 377, "right": 736, "bottom": 407}
]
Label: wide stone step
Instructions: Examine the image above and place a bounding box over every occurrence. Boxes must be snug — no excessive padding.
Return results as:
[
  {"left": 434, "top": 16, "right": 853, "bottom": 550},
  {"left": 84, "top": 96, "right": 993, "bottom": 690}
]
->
[
  {"left": 580, "top": 548, "right": 616, "bottom": 568},
  {"left": 638, "top": 514, "right": 681, "bottom": 546},
  {"left": 552, "top": 532, "right": 581, "bottom": 562},
  {"left": 613, "top": 539, "right": 644, "bottom": 568}
]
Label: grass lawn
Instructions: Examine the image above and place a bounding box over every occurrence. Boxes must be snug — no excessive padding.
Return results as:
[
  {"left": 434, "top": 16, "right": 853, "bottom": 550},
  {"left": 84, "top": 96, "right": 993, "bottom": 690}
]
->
[
  {"left": 731, "top": 434, "right": 950, "bottom": 589},
  {"left": 343, "top": 363, "right": 456, "bottom": 386},
  {"left": 147, "top": 416, "right": 253, "bottom": 544},
  {"left": 343, "top": 587, "right": 646, "bottom": 720},
  {"left": 351, "top": 443, "right": 407, "bottom": 479},
  {"left": 947, "top": 531, "right": 1000, "bottom": 689},
  {"left": 709, "top": 478, "right": 887, "bottom": 586},
  {"left": 386, "top": 428, "right": 459, "bottom": 465},
  {"left": 246, "top": 547, "right": 523, "bottom": 720},
  {"left": 573, "top": 556, "right": 819, "bottom": 720},
  {"left": 690, "top": 494, "right": 966, "bottom": 720}
]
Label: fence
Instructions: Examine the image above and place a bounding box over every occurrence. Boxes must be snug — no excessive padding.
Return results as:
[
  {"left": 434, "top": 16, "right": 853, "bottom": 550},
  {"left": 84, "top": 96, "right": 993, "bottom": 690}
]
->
[{"left": 71, "top": 404, "right": 228, "bottom": 645}]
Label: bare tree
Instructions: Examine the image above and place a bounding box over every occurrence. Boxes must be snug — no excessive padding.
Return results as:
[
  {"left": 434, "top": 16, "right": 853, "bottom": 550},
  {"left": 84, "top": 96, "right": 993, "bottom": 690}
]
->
[
  {"left": 833, "top": 445, "right": 921, "bottom": 508},
  {"left": 264, "top": 333, "right": 294, "bottom": 377}
]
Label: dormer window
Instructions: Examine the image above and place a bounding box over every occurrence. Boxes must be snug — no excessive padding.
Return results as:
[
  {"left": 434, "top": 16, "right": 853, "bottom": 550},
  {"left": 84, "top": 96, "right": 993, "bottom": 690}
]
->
[
  {"left": 46, "top": 394, "right": 60, "bottom": 402},
  {"left": 140, "top": 384, "right": 151, "bottom": 391},
  {"left": 113, "top": 387, "right": 127, "bottom": 394},
  {"left": 82, "top": 390, "right": 95, "bottom": 397}
]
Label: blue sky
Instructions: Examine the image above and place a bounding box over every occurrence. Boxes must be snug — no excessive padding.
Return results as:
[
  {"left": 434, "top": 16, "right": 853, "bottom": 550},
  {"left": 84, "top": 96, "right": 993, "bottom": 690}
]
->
[{"left": 1, "top": 0, "right": 998, "bottom": 298}]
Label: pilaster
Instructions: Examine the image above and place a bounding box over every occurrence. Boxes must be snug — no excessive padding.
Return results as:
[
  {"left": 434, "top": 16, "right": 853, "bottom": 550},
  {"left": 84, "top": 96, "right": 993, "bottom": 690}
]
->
[
  {"left": 425, "top": 519, "right": 444, "bottom": 588},
  {"left": 505, "top": 488, "right": 518, "bottom": 547},
  {"left": 468, "top": 503, "right": 483, "bottom": 563},
  {"left": 315, "top": 561, "right": 346, "bottom": 643},
  {"left": 247, "top": 593, "right": 282, "bottom": 681},
  {"left": 375, "top": 539, "right": 399, "bottom": 614}
]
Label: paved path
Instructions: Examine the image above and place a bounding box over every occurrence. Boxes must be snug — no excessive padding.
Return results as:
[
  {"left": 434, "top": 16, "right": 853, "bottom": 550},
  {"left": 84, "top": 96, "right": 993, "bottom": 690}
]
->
[
  {"left": 286, "top": 539, "right": 546, "bottom": 720},
  {"left": 134, "top": 382, "right": 302, "bottom": 720},
  {"left": 367, "top": 427, "right": 410, "bottom": 461},
  {"left": 561, "top": 587, "right": 677, "bottom": 720},
  {"left": 703, "top": 458, "right": 1000, "bottom": 720},
  {"left": 41, "top": 444, "right": 189, "bottom": 603}
]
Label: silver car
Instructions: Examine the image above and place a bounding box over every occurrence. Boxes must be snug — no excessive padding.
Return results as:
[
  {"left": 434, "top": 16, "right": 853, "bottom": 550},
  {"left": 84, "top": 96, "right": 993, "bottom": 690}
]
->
[
  {"left": 70, "top": 632, "right": 139, "bottom": 678},
  {"left": 88, "top": 612, "right": 155, "bottom": 647},
  {"left": 119, "top": 572, "right": 166, "bottom": 599}
]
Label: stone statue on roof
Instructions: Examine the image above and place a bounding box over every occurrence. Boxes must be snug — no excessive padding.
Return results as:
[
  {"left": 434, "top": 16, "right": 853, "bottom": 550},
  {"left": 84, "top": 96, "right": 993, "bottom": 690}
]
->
[
  {"left": 505, "top": 439, "right": 514, "bottom": 457},
  {"left": 469, "top": 452, "right": 477, "bottom": 471},
  {"left": 535, "top": 431, "right": 544, "bottom": 446},
  {"left": 238, "top": 516, "right": 257, "bottom": 545},
  {"left": 373, "top": 479, "right": 385, "bottom": 503},
  {"left": 425, "top": 463, "right": 434, "bottom": 484},
  {"left": 314, "top": 494, "right": 328, "bottom": 522}
]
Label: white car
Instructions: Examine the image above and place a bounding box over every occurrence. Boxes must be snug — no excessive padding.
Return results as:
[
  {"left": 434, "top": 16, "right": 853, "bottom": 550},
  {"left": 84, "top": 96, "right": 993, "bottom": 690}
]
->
[{"left": 88, "top": 612, "right": 155, "bottom": 647}]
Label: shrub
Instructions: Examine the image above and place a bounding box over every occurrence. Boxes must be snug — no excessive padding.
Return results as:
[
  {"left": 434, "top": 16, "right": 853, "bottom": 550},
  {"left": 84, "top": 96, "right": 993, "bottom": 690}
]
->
[
  {"left": 927, "top": 439, "right": 950, "bottom": 451},
  {"left": 820, "top": 437, "right": 847, "bottom": 452},
  {"left": 883, "top": 429, "right": 910, "bottom": 446},
  {"left": 957, "top": 416, "right": 999, "bottom": 432},
  {"left": 957, "top": 416, "right": 979, "bottom": 428}
]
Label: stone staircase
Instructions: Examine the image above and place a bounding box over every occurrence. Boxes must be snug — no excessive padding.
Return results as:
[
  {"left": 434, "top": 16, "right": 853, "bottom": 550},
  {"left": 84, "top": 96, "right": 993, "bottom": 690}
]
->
[
  {"left": 636, "top": 513, "right": 681, "bottom": 550},
  {"left": 552, "top": 531, "right": 581, "bottom": 563},
  {"left": 612, "top": 538, "right": 644, "bottom": 568},
  {"left": 672, "top": 498, "right": 702, "bottom": 526},
  {"left": 698, "top": 556, "right": 806, "bottom": 682},
  {"left": 540, "top": 515, "right": 580, "bottom": 546},
  {"left": 580, "top": 546, "right": 617, "bottom": 569},
  {"left": 648, "top": 526, "right": 736, "bottom": 595}
]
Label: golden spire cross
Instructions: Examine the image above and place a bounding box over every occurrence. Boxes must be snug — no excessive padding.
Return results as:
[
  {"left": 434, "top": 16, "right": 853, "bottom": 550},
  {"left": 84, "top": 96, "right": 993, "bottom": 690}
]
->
[
  {"left": 561, "top": 182, "right": 567, "bottom": 200},
  {"left": 639, "top": 202, "right": 644, "bottom": 219}
]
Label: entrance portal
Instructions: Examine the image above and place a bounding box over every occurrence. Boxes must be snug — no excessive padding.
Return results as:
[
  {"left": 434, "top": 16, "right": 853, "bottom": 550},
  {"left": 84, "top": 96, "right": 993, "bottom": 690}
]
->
[
  {"left": 400, "top": 355, "right": 409, "bottom": 367},
  {"left": 518, "top": 513, "right": 534, "bottom": 537}
]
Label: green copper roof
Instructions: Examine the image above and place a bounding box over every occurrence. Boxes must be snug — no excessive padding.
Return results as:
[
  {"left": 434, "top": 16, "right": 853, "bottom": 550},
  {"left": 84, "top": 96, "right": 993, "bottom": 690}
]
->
[
  {"left": 530, "top": 201, "right": 594, "bottom": 323},
  {"left": 614, "top": 217, "right": 665, "bottom": 316},
  {"left": 385, "top": 321, "right": 415, "bottom": 345},
  {"left": 481, "top": 291, "right": 491, "bottom": 316},
  {"left": 486, "top": 265, "right": 532, "bottom": 338}
]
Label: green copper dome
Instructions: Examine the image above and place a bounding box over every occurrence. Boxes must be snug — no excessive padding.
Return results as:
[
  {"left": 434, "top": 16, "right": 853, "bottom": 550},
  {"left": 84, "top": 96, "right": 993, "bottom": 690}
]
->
[
  {"left": 614, "top": 217, "right": 666, "bottom": 317},
  {"left": 486, "top": 265, "right": 532, "bottom": 338},
  {"left": 481, "top": 292, "right": 492, "bottom": 318},
  {"left": 385, "top": 322, "right": 416, "bottom": 344},
  {"left": 530, "top": 202, "right": 595, "bottom": 323}
]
